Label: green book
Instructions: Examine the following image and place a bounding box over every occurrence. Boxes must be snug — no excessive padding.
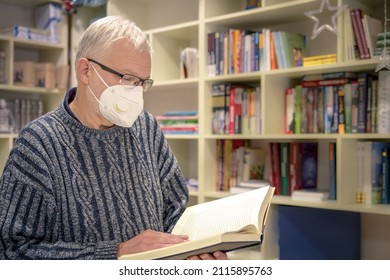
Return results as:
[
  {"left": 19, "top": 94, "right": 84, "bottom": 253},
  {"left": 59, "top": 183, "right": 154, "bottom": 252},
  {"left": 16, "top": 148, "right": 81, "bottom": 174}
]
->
[{"left": 279, "top": 142, "right": 290, "bottom": 196}]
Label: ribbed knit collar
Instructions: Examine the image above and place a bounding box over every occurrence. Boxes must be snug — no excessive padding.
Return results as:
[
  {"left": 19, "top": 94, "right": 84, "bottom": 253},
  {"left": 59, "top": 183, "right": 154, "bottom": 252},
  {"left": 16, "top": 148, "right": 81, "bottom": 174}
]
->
[{"left": 54, "top": 87, "right": 140, "bottom": 141}]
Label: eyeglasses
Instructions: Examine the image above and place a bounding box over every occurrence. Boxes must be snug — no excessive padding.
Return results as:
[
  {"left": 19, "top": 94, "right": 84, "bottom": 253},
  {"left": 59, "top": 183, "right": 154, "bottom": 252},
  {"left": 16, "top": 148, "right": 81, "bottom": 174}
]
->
[{"left": 87, "top": 58, "right": 154, "bottom": 92}]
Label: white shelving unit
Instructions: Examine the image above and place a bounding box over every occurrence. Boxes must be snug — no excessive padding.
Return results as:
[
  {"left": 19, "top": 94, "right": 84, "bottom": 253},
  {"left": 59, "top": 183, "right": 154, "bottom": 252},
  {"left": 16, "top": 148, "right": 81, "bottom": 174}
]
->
[
  {"left": 0, "top": 0, "right": 68, "bottom": 172},
  {"left": 1, "top": 0, "right": 388, "bottom": 259},
  {"left": 105, "top": 0, "right": 390, "bottom": 259}
]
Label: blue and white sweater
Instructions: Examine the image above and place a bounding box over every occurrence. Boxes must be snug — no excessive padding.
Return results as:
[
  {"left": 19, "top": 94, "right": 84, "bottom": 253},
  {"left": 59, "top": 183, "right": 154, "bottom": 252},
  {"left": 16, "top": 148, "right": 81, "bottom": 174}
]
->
[{"left": 0, "top": 91, "right": 189, "bottom": 259}]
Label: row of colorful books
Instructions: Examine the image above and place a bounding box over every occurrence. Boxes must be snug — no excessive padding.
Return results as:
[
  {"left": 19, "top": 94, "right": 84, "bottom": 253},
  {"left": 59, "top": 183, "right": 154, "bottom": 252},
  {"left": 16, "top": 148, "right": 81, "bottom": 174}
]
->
[
  {"left": 215, "top": 139, "right": 266, "bottom": 192},
  {"left": 155, "top": 111, "right": 198, "bottom": 135},
  {"left": 207, "top": 29, "right": 306, "bottom": 76},
  {"left": 214, "top": 139, "right": 336, "bottom": 200},
  {"left": 269, "top": 142, "right": 335, "bottom": 200},
  {"left": 285, "top": 71, "right": 390, "bottom": 134},
  {"left": 212, "top": 83, "right": 261, "bottom": 135}
]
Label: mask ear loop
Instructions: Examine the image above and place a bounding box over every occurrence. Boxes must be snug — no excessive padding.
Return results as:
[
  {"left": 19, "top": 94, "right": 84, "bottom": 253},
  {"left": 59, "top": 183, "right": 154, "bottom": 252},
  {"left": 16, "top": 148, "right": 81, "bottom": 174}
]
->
[{"left": 88, "top": 62, "right": 109, "bottom": 109}]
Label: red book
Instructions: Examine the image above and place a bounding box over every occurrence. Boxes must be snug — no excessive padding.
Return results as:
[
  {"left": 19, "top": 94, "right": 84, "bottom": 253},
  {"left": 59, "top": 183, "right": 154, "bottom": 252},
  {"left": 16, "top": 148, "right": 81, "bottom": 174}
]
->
[
  {"left": 350, "top": 8, "right": 370, "bottom": 59},
  {"left": 270, "top": 31, "right": 278, "bottom": 70},
  {"left": 229, "top": 85, "right": 236, "bottom": 134},
  {"left": 301, "top": 78, "right": 355, "bottom": 87},
  {"left": 270, "top": 142, "right": 281, "bottom": 195},
  {"left": 289, "top": 142, "right": 302, "bottom": 194}
]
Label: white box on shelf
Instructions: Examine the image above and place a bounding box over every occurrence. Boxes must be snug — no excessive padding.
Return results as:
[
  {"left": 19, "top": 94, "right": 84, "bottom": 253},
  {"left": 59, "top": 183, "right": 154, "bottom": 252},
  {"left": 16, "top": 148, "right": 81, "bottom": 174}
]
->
[{"left": 34, "top": 2, "right": 62, "bottom": 43}]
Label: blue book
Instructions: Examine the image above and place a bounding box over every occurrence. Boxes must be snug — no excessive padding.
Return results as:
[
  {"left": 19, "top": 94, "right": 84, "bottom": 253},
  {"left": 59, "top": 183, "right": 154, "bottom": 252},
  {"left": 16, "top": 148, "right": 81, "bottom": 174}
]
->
[
  {"left": 381, "top": 148, "right": 390, "bottom": 204},
  {"left": 372, "top": 142, "right": 390, "bottom": 204},
  {"left": 163, "top": 111, "right": 198, "bottom": 116},
  {"left": 301, "top": 142, "right": 318, "bottom": 189},
  {"left": 357, "top": 72, "right": 369, "bottom": 133},
  {"left": 331, "top": 85, "right": 339, "bottom": 133}
]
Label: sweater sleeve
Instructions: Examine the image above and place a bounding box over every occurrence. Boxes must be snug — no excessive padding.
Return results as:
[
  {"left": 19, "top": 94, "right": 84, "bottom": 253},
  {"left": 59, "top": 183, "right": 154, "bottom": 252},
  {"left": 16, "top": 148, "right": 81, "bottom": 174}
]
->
[
  {"left": 149, "top": 115, "right": 189, "bottom": 232},
  {"left": 161, "top": 166, "right": 189, "bottom": 232},
  {"left": 0, "top": 147, "right": 118, "bottom": 260}
]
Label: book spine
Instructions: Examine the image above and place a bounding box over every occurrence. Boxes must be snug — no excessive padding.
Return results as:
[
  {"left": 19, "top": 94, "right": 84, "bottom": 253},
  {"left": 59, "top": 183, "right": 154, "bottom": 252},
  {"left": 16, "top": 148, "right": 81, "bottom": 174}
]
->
[
  {"left": 301, "top": 142, "right": 318, "bottom": 189},
  {"left": 350, "top": 80, "right": 359, "bottom": 133},
  {"left": 350, "top": 8, "right": 366, "bottom": 59},
  {"left": 356, "top": 142, "right": 364, "bottom": 203},
  {"left": 294, "top": 85, "right": 301, "bottom": 134},
  {"left": 365, "top": 75, "right": 373, "bottom": 133},
  {"left": 344, "top": 82, "right": 352, "bottom": 133},
  {"left": 355, "top": 8, "right": 371, "bottom": 59},
  {"left": 331, "top": 85, "right": 339, "bottom": 134},
  {"left": 280, "top": 142, "right": 290, "bottom": 195},
  {"left": 378, "top": 71, "right": 390, "bottom": 134},
  {"left": 381, "top": 148, "right": 390, "bottom": 204},
  {"left": 285, "top": 87, "right": 295, "bottom": 133},
  {"left": 270, "top": 142, "right": 281, "bottom": 195},
  {"left": 371, "top": 79, "right": 378, "bottom": 133},
  {"left": 329, "top": 142, "right": 336, "bottom": 200},
  {"left": 317, "top": 86, "right": 324, "bottom": 133},
  {"left": 269, "top": 31, "right": 278, "bottom": 70},
  {"left": 223, "top": 139, "right": 233, "bottom": 191},
  {"left": 289, "top": 142, "right": 302, "bottom": 193},
  {"left": 357, "top": 73, "right": 368, "bottom": 133},
  {"left": 324, "top": 85, "right": 334, "bottom": 134},
  {"left": 337, "top": 85, "right": 345, "bottom": 134},
  {"left": 300, "top": 87, "right": 307, "bottom": 133},
  {"left": 216, "top": 139, "right": 223, "bottom": 191},
  {"left": 229, "top": 86, "right": 236, "bottom": 134}
]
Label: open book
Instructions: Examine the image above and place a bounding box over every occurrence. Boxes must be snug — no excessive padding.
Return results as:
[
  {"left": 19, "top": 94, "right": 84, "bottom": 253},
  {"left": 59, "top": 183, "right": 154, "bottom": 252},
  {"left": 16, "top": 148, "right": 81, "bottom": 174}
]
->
[{"left": 119, "top": 185, "right": 275, "bottom": 260}]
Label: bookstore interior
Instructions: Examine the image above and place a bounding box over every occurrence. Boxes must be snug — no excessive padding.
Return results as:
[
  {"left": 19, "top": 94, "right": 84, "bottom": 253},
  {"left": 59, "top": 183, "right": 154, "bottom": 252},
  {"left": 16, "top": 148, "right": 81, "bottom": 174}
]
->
[{"left": 1, "top": 0, "right": 390, "bottom": 260}]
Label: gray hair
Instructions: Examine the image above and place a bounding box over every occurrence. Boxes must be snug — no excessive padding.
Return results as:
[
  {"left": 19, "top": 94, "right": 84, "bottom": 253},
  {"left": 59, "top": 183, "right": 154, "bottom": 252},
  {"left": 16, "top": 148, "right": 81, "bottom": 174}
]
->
[{"left": 75, "top": 15, "right": 151, "bottom": 68}]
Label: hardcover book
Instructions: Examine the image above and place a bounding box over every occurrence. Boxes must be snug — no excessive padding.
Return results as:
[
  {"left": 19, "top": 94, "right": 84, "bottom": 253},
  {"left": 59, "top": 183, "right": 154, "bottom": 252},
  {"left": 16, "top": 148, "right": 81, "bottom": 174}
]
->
[
  {"left": 301, "top": 142, "right": 318, "bottom": 189},
  {"left": 119, "top": 186, "right": 275, "bottom": 260}
]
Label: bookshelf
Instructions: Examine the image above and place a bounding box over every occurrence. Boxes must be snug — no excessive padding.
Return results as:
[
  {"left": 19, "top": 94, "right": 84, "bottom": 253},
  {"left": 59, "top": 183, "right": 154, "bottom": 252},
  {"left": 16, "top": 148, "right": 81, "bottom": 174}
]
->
[
  {"left": 0, "top": 0, "right": 67, "bottom": 172},
  {"left": 105, "top": 0, "right": 390, "bottom": 259}
]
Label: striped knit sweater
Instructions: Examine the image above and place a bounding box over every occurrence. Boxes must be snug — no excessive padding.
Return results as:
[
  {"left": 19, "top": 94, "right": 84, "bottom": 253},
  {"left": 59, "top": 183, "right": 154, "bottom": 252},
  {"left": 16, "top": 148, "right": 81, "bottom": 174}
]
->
[{"left": 0, "top": 96, "right": 189, "bottom": 260}]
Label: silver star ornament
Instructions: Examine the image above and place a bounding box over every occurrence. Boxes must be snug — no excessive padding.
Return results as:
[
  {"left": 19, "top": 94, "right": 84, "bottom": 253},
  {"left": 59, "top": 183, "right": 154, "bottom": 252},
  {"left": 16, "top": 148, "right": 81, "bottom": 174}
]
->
[
  {"left": 304, "top": 0, "right": 347, "bottom": 39},
  {"left": 375, "top": 47, "right": 390, "bottom": 72}
]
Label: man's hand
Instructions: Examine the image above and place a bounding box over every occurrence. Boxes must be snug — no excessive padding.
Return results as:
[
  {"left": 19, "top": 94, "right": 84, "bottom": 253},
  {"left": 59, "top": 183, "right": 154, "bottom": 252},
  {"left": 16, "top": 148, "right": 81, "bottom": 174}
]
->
[
  {"left": 117, "top": 229, "right": 188, "bottom": 257},
  {"left": 187, "top": 251, "right": 228, "bottom": 260}
]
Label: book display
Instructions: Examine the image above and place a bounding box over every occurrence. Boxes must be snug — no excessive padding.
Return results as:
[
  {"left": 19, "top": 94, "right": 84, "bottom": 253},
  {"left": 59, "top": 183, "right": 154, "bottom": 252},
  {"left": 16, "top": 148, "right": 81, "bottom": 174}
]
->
[
  {"left": 0, "top": 0, "right": 386, "bottom": 260},
  {"left": 105, "top": 0, "right": 390, "bottom": 260}
]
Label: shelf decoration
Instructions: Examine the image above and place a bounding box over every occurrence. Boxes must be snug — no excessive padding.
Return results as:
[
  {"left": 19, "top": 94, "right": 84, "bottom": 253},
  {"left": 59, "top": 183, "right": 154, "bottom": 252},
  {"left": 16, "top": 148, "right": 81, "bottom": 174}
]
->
[
  {"left": 376, "top": 0, "right": 390, "bottom": 72},
  {"left": 304, "top": 0, "right": 347, "bottom": 39},
  {"left": 62, "top": 0, "right": 78, "bottom": 14}
]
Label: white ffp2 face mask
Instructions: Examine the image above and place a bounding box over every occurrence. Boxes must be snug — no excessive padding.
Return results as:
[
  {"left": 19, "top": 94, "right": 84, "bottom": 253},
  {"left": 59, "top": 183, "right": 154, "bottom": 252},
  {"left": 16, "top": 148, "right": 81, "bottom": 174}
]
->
[{"left": 88, "top": 63, "right": 144, "bottom": 128}]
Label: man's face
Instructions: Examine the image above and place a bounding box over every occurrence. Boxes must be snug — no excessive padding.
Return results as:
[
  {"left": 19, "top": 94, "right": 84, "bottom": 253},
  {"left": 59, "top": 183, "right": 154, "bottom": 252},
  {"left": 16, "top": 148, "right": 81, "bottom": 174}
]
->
[
  {"left": 91, "top": 38, "right": 152, "bottom": 95},
  {"left": 86, "top": 38, "right": 152, "bottom": 127}
]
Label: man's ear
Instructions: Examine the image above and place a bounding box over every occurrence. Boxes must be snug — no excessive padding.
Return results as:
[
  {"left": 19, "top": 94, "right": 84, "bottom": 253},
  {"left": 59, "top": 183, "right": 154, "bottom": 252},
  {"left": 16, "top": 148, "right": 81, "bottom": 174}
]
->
[{"left": 77, "top": 58, "right": 91, "bottom": 85}]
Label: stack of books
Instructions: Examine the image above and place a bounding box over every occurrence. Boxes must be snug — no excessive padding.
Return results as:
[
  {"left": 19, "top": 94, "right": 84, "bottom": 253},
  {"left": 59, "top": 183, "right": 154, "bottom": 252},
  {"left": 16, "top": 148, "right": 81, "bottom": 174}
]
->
[
  {"left": 156, "top": 111, "right": 198, "bottom": 134},
  {"left": 302, "top": 54, "right": 336, "bottom": 67},
  {"left": 291, "top": 189, "right": 330, "bottom": 202},
  {"left": 343, "top": 7, "right": 383, "bottom": 60}
]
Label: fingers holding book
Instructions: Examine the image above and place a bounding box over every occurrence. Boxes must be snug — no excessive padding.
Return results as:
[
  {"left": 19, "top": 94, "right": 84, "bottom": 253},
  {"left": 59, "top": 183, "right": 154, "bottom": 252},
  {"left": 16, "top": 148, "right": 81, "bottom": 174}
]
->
[{"left": 117, "top": 229, "right": 189, "bottom": 258}]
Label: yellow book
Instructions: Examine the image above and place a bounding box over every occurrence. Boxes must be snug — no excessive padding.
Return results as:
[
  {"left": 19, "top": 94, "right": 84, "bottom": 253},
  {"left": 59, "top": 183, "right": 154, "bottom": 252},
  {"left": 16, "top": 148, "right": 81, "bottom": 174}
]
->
[{"left": 119, "top": 186, "right": 275, "bottom": 260}]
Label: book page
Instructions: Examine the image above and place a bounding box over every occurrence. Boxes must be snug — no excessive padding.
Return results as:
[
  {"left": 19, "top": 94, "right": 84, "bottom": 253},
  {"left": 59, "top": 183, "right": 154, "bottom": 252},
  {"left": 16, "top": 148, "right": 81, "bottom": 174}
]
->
[{"left": 172, "top": 186, "right": 272, "bottom": 240}]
